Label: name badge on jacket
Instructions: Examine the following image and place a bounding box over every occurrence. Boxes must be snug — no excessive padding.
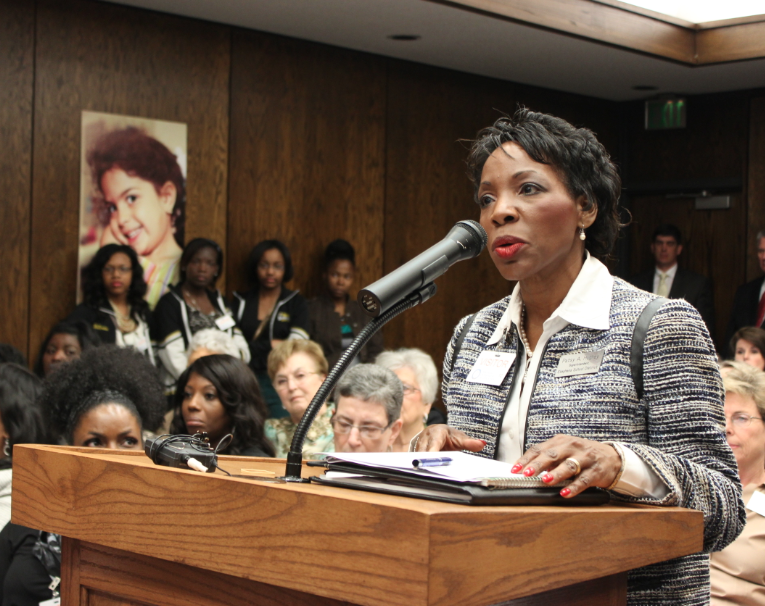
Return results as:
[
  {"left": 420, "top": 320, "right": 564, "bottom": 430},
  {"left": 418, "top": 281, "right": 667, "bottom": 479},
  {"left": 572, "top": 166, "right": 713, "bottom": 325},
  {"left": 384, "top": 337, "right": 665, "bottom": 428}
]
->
[
  {"left": 215, "top": 315, "right": 236, "bottom": 331},
  {"left": 556, "top": 350, "right": 605, "bottom": 377},
  {"left": 466, "top": 351, "right": 516, "bottom": 386}
]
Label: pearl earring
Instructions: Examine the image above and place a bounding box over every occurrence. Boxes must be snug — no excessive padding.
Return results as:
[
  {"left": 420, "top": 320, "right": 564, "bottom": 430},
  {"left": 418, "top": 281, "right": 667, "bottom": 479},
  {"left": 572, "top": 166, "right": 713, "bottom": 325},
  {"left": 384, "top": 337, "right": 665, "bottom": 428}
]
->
[{"left": 579, "top": 225, "right": 586, "bottom": 241}]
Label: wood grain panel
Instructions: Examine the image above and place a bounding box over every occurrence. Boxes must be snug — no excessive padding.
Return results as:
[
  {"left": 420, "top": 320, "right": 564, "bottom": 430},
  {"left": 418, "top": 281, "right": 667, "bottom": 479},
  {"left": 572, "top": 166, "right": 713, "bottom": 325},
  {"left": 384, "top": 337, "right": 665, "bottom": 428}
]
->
[
  {"left": 697, "top": 21, "right": 765, "bottom": 64},
  {"left": 30, "top": 0, "right": 230, "bottom": 358},
  {"left": 748, "top": 97, "right": 765, "bottom": 281},
  {"left": 0, "top": 0, "right": 34, "bottom": 361},
  {"left": 227, "top": 30, "right": 386, "bottom": 302}
]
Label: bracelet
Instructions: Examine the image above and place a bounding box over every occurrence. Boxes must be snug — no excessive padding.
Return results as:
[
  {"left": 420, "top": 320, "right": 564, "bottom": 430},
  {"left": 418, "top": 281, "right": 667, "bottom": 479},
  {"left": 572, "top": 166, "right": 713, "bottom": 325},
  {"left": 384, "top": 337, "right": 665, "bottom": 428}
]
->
[{"left": 604, "top": 441, "right": 626, "bottom": 491}]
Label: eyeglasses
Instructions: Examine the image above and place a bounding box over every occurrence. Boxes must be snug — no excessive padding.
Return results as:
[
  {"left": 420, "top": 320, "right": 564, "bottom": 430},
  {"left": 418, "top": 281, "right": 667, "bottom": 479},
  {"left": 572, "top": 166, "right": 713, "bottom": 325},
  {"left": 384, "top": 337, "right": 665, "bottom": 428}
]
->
[
  {"left": 330, "top": 416, "right": 390, "bottom": 440},
  {"left": 401, "top": 383, "right": 420, "bottom": 396},
  {"left": 258, "top": 261, "right": 285, "bottom": 272},
  {"left": 274, "top": 371, "right": 321, "bottom": 391},
  {"left": 726, "top": 413, "right": 763, "bottom": 428},
  {"left": 103, "top": 265, "right": 132, "bottom": 275}
]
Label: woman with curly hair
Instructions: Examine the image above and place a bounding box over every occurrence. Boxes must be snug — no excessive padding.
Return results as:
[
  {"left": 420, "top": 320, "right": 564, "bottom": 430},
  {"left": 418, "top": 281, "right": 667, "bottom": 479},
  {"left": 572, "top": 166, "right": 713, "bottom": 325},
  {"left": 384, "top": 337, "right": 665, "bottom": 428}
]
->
[
  {"left": 40, "top": 345, "right": 165, "bottom": 448},
  {"left": 68, "top": 244, "right": 154, "bottom": 364},
  {"left": 88, "top": 126, "right": 186, "bottom": 308},
  {"left": 170, "top": 355, "right": 274, "bottom": 457}
]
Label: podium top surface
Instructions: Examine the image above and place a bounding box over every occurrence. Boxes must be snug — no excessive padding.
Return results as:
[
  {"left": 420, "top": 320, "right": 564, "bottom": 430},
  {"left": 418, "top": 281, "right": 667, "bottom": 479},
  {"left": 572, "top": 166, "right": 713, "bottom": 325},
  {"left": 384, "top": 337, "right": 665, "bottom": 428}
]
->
[{"left": 12, "top": 445, "right": 703, "bottom": 606}]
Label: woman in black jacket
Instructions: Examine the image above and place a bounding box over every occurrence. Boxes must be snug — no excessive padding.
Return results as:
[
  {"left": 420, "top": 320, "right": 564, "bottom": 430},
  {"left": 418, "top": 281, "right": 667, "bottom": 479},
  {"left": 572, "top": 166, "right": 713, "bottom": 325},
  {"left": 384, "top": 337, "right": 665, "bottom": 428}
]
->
[
  {"left": 68, "top": 244, "right": 154, "bottom": 364},
  {"left": 232, "top": 240, "right": 309, "bottom": 419}
]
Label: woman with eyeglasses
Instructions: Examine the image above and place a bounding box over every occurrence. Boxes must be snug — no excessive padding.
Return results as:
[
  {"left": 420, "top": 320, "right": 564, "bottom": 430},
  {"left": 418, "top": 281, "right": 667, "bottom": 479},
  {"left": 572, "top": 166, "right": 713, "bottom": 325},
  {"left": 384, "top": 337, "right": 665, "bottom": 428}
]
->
[
  {"left": 68, "top": 244, "right": 154, "bottom": 364},
  {"left": 375, "top": 348, "right": 443, "bottom": 452},
  {"left": 232, "top": 240, "right": 310, "bottom": 419},
  {"left": 264, "top": 340, "right": 333, "bottom": 459},
  {"left": 332, "top": 364, "right": 403, "bottom": 453},
  {"left": 710, "top": 361, "right": 765, "bottom": 604}
]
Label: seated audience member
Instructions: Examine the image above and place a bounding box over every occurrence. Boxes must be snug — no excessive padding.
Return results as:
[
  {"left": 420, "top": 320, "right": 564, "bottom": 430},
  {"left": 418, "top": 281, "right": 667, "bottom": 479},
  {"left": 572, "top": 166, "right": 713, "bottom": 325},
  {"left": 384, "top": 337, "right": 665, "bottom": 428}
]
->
[
  {"left": 0, "top": 364, "right": 49, "bottom": 527},
  {"left": 153, "top": 238, "right": 249, "bottom": 386},
  {"left": 232, "top": 240, "right": 309, "bottom": 419},
  {"left": 332, "top": 364, "right": 403, "bottom": 453},
  {"left": 170, "top": 355, "right": 274, "bottom": 457},
  {"left": 308, "top": 240, "right": 383, "bottom": 368},
  {"left": 68, "top": 244, "right": 154, "bottom": 364},
  {"left": 375, "top": 348, "right": 443, "bottom": 452},
  {"left": 629, "top": 224, "right": 715, "bottom": 339},
  {"left": 265, "top": 340, "right": 333, "bottom": 459},
  {"left": 726, "top": 230, "right": 765, "bottom": 355},
  {"left": 730, "top": 326, "right": 765, "bottom": 372},
  {"left": 710, "top": 361, "right": 765, "bottom": 604},
  {"left": 0, "top": 345, "right": 25, "bottom": 367},
  {"left": 186, "top": 329, "right": 241, "bottom": 366},
  {"left": 40, "top": 345, "right": 165, "bottom": 447},
  {"left": 33, "top": 320, "right": 100, "bottom": 378}
]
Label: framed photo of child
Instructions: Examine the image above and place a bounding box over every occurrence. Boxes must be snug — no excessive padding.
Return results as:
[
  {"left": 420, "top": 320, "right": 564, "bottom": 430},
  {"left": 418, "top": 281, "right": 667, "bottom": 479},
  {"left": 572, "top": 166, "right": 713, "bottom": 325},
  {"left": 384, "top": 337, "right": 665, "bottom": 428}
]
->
[{"left": 79, "top": 111, "right": 187, "bottom": 309}]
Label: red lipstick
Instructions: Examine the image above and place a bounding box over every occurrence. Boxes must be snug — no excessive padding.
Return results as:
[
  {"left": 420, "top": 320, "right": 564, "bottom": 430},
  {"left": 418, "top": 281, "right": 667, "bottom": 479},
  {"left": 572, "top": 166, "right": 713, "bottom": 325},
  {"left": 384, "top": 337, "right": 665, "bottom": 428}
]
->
[{"left": 492, "top": 236, "right": 526, "bottom": 259}]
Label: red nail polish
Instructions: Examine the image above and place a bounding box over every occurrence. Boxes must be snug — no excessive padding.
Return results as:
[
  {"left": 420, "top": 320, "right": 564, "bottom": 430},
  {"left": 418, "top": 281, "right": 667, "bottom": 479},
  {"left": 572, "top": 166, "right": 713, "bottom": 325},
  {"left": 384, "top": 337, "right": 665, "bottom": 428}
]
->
[
  {"left": 511, "top": 464, "right": 522, "bottom": 473},
  {"left": 542, "top": 474, "right": 553, "bottom": 483},
  {"left": 560, "top": 487, "right": 571, "bottom": 497},
  {"left": 480, "top": 440, "right": 487, "bottom": 445},
  {"left": 523, "top": 467, "right": 535, "bottom": 477}
]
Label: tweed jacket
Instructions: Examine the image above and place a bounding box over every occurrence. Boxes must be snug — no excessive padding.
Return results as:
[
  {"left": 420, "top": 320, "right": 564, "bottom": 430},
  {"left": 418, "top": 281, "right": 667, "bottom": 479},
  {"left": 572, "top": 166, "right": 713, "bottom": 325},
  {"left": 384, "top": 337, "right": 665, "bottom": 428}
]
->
[{"left": 443, "top": 277, "right": 744, "bottom": 606}]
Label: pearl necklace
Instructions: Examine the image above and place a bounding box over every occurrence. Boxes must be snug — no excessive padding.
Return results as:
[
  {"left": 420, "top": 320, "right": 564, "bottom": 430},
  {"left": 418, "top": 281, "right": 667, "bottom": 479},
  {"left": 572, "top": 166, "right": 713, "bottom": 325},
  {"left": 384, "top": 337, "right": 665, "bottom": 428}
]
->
[{"left": 519, "top": 304, "right": 533, "bottom": 359}]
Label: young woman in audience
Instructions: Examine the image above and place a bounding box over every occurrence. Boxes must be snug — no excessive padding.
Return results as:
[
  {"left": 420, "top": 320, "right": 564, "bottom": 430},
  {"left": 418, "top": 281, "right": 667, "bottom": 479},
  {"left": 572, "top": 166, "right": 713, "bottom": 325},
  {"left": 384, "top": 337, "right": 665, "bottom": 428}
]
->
[
  {"left": 68, "top": 244, "right": 154, "bottom": 363},
  {"left": 375, "top": 348, "right": 444, "bottom": 452},
  {"left": 265, "top": 340, "right": 333, "bottom": 459},
  {"left": 731, "top": 326, "right": 765, "bottom": 371},
  {"left": 153, "top": 238, "right": 249, "bottom": 387},
  {"left": 40, "top": 345, "right": 165, "bottom": 448},
  {"left": 33, "top": 320, "right": 100, "bottom": 378},
  {"left": 332, "top": 364, "right": 403, "bottom": 453},
  {"left": 87, "top": 126, "right": 185, "bottom": 308},
  {"left": 308, "top": 239, "right": 383, "bottom": 368},
  {"left": 710, "top": 361, "right": 765, "bottom": 603},
  {"left": 232, "top": 240, "right": 309, "bottom": 419},
  {"left": 170, "top": 355, "right": 274, "bottom": 457}
]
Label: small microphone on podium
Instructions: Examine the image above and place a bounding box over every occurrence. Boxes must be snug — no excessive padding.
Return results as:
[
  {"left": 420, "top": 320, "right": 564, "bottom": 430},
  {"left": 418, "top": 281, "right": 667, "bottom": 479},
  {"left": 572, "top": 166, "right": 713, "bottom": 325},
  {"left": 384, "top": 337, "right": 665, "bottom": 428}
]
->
[{"left": 358, "top": 220, "right": 487, "bottom": 317}]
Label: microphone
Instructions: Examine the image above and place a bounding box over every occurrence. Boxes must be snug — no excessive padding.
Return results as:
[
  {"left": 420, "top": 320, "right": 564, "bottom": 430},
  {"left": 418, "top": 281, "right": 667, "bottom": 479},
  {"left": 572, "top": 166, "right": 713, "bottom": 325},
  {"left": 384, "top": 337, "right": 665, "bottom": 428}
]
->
[{"left": 358, "top": 220, "right": 487, "bottom": 317}]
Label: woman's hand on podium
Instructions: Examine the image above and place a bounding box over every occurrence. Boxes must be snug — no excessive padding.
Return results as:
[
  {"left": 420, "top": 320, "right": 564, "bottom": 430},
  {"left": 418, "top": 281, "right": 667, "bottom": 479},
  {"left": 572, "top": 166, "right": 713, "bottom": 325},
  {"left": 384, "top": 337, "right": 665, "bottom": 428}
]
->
[{"left": 411, "top": 424, "right": 486, "bottom": 453}]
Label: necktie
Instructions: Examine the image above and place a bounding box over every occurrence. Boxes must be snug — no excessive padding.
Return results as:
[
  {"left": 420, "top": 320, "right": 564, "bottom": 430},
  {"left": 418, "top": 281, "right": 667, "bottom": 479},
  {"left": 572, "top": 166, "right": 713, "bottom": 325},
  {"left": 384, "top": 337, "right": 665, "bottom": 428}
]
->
[
  {"left": 757, "top": 291, "right": 765, "bottom": 328},
  {"left": 657, "top": 272, "right": 669, "bottom": 297}
]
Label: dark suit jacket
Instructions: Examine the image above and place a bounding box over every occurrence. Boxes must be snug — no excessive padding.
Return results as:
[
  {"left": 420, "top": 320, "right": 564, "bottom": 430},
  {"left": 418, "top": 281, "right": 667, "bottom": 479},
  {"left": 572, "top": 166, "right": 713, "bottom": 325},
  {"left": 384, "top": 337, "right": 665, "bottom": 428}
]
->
[
  {"left": 724, "top": 276, "right": 764, "bottom": 355},
  {"left": 629, "top": 267, "right": 716, "bottom": 339}
]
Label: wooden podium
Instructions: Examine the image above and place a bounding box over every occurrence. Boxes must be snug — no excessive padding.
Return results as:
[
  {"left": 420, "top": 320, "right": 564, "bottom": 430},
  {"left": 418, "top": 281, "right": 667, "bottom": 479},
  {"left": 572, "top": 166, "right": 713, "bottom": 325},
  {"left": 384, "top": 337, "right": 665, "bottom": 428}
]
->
[{"left": 11, "top": 445, "right": 702, "bottom": 606}]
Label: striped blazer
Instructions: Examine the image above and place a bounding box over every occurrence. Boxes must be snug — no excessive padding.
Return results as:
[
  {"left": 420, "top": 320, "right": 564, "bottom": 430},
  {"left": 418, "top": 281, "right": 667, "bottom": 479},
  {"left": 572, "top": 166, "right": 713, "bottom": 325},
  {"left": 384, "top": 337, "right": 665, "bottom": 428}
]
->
[{"left": 443, "top": 277, "right": 745, "bottom": 606}]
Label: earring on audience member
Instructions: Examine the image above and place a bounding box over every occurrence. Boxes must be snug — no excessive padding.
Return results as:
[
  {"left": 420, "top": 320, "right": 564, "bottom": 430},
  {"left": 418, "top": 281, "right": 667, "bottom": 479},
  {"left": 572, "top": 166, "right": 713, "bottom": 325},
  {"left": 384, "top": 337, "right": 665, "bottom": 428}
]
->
[
  {"left": 579, "top": 224, "right": 586, "bottom": 241},
  {"left": 2, "top": 438, "right": 9, "bottom": 458},
  {"left": 423, "top": 413, "right": 428, "bottom": 425}
]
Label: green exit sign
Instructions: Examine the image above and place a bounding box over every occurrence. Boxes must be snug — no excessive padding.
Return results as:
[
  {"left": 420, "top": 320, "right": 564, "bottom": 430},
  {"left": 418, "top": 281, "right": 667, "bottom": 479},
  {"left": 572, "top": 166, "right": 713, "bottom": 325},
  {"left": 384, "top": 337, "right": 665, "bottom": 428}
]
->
[{"left": 645, "top": 98, "right": 686, "bottom": 130}]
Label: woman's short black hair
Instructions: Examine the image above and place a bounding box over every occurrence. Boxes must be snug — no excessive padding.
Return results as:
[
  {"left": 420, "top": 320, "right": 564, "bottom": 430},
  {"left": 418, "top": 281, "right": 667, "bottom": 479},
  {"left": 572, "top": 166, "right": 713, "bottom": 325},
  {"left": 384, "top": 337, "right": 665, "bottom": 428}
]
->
[
  {"left": 323, "top": 239, "right": 355, "bottom": 270},
  {"left": 0, "top": 344, "right": 26, "bottom": 366},
  {"left": 730, "top": 326, "right": 765, "bottom": 361},
  {"left": 40, "top": 345, "right": 166, "bottom": 443},
  {"left": 171, "top": 354, "right": 275, "bottom": 457},
  {"left": 81, "top": 244, "right": 149, "bottom": 319},
  {"left": 466, "top": 108, "right": 623, "bottom": 261},
  {"left": 34, "top": 320, "right": 101, "bottom": 378},
  {"left": 0, "top": 364, "right": 51, "bottom": 467},
  {"left": 179, "top": 238, "right": 223, "bottom": 286},
  {"left": 247, "top": 240, "right": 294, "bottom": 285}
]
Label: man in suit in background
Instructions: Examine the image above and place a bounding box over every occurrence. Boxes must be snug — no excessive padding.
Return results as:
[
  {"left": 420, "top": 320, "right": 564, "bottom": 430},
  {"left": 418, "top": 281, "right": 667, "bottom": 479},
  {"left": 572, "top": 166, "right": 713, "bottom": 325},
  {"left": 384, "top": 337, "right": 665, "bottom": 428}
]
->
[
  {"left": 630, "top": 224, "right": 716, "bottom": 340},
  {"left": 725, "top": 230, "right": 765, "bottom": 354}
]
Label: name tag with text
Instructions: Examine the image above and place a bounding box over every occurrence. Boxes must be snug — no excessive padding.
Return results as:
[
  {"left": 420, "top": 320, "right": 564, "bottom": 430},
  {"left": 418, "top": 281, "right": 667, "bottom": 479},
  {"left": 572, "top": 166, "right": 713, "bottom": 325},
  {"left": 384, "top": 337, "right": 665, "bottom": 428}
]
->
[
  {"left": 556, "top": 350, "right": 605, "bottom": 377},
  {"left": 466, "top": 351, "right": 516, "bottom": 386},
  {"left": 215, "top": 314, "right": 236, "bottom": 331}
]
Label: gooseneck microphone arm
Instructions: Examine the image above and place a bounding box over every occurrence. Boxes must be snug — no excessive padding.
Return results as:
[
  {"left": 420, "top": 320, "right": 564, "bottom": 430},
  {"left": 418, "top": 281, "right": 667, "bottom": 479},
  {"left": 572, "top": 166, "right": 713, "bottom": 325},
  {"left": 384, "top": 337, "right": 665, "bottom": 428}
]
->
[{"left": 284, "top": 283, "right": 437, "bottom": 481}]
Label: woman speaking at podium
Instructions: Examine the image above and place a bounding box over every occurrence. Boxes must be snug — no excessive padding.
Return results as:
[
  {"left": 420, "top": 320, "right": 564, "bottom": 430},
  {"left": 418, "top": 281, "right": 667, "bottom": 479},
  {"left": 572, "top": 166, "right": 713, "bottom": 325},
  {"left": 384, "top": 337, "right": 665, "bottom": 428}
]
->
[{"left": 414, "top": 109, "right": 744, "bottom": 605}]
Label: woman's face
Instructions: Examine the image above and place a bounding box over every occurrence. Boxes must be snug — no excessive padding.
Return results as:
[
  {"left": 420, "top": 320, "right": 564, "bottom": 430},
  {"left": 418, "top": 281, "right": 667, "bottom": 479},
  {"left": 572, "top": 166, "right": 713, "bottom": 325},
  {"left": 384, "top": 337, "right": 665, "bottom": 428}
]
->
[
  {"left": 101, "top": 168, "right": 176, "bottom": 257},
  {"left": 332, "top": 397, "right": 402, "bottom": 453},
  {"left": 724, "top": 391, "right": 765, "bottom": 472},
  {"left": 181, "top": 372, "right": 231, "bottom": 444},
  {"left": 478, "top": 142, "right": 594, "bottom": 284},
  {"left": 102, "top": 251, "right": 133, "bottom": 299},
  {"left": 184, "top": 246, "right": 219, "bottom": 290},
  {"left": 392, "top": 366, "right": 431, "bottom": 432},
  {"left": 72, "top": 403, "right": 142, "bottom": 450},
  {"left": 273, "top": 352, "right": 326, "bottom": 424},
  {"left": 325, "top": 259, "right": 355, "bottom": 301},
  {"left": 256, "top": 248, "right": 285, "bottom": 291},
  {"left": 734, "top": 339, "right": 765, "bottom": 371},
  {"left": 42, "top": 333, "right": 82, "bottom": 376}
]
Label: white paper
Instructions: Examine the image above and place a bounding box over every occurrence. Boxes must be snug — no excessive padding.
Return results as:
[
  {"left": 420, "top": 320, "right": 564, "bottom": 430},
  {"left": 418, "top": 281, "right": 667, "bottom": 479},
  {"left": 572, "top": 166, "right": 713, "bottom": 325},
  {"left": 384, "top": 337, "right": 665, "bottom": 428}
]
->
[
  {"left": 465, "top": 351, "right": 516, "bottom": 386},
  {"left": 215, "top": 314, "right": 236, "bottom": 331}
]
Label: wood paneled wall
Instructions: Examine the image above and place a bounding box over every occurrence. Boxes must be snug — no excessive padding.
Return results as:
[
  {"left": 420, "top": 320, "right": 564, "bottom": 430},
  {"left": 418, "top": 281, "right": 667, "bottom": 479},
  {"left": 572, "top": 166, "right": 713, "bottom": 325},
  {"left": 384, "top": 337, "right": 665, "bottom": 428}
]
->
[{"left": 1, "top": 0, "right": 762, "bottom": 374}]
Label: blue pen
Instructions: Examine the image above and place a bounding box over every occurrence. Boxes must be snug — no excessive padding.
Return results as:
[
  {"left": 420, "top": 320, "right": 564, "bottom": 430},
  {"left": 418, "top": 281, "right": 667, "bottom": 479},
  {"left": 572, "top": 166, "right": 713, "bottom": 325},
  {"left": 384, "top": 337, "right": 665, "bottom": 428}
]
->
[{"left": 412, "top": 456, "right": 453, "bottom": 469}]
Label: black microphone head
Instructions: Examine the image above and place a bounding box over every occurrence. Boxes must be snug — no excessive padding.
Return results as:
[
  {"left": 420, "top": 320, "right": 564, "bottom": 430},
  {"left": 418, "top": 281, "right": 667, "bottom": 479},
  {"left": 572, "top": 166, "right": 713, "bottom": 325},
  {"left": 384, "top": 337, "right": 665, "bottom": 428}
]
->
[{"left": 453, "top": 220, "right": 488, "bottom": 256}]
